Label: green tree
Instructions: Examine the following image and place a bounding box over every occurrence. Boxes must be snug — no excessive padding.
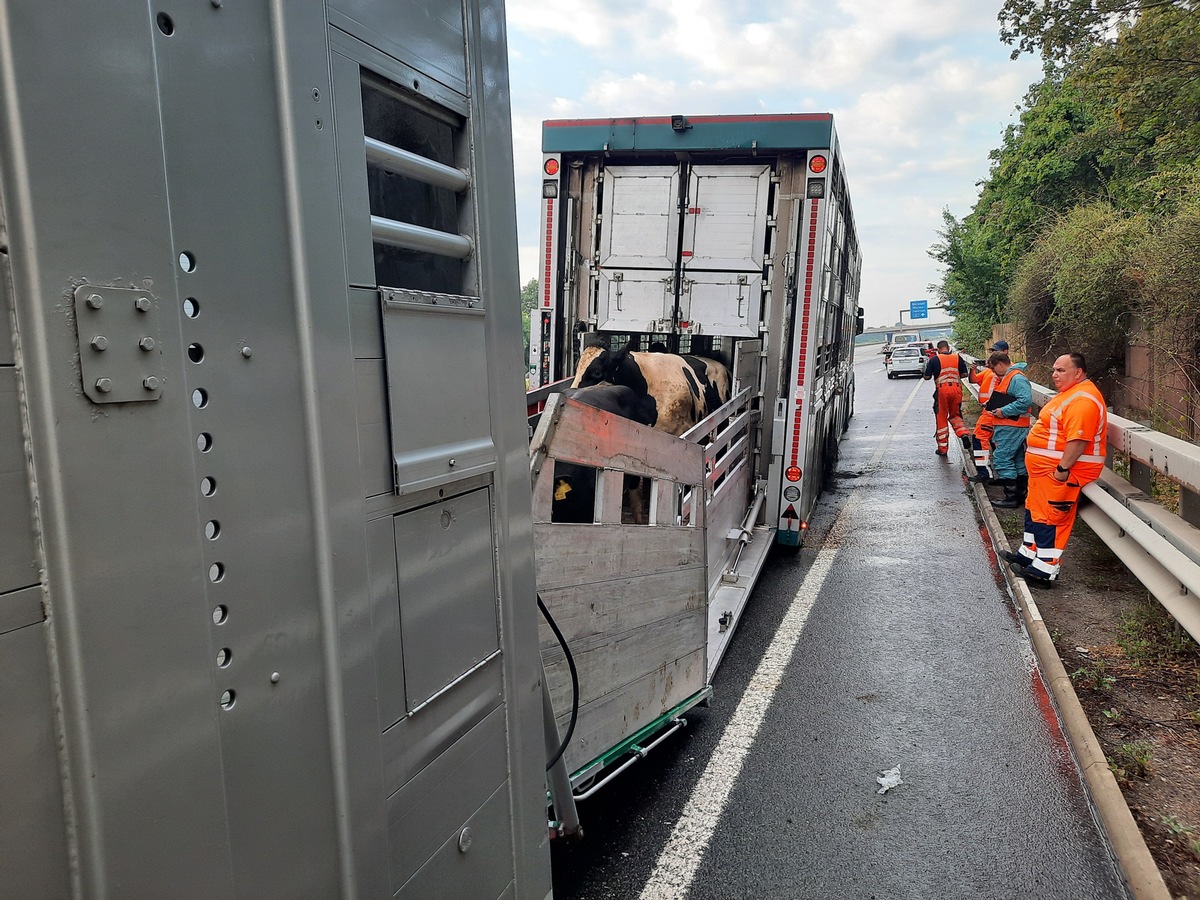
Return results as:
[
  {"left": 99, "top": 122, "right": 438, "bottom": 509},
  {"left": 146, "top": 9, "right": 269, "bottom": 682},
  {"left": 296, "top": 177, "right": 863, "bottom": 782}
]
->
[
  {"left": 999, "top": 0, "right": 1198, "bottom": 63},
  {"left": 1078, "top": 4, "right": 1200, "bottom": 209},
  {"left": 930, "top": 71, "right": 1108, "bottom": 351},
  {"left": 520, "top": 277, "right": 538, "bottom": 365}
]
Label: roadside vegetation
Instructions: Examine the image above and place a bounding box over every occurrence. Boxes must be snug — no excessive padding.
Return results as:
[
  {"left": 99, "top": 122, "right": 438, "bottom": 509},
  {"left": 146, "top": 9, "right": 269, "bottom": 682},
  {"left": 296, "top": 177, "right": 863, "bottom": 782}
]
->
[{"left": 932, "top": 1, "right": 1200, "bottom": 438}]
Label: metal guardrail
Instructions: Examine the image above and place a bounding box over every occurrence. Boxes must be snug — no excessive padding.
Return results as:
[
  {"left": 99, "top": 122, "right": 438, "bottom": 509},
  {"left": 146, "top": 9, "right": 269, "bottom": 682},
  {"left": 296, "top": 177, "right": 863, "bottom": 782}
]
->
[{"left": 966, "top": 360, "right": 1200, "bottom": 644}]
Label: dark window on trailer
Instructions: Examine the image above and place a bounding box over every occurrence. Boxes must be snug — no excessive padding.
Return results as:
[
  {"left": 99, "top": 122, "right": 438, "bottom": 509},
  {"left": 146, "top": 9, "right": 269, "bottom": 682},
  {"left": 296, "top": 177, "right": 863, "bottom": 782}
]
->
[{"left": 361, "top": 77, "right": 466, "bottom": 294}]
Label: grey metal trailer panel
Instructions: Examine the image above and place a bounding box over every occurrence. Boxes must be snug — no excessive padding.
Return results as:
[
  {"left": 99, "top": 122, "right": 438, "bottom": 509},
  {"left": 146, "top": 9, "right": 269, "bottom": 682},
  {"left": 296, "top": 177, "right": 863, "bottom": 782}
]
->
[{"left": 0, "top": 1, "right": 550, "bottom": 896}]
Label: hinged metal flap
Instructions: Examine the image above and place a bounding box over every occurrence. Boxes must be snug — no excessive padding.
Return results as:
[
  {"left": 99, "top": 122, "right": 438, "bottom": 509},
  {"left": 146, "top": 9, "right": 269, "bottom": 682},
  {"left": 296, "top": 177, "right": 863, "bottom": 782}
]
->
[
  {"left": 681, "top": 164, "right": 772, "bottom": 272},
  {"left": 596, "top": 269, "right": 674, "bottom": 332},
  {"left": 73, "top": 285, "right": 163, "bottom": 404},
  {"left": 381, "top": 288, "right": 495, "bottom": 495},
  {"left": 597, "top": 165, "right": 680, "bottom": 269},
  {"left": 678, "top": 272, "right": 762, "bottom": 337}
]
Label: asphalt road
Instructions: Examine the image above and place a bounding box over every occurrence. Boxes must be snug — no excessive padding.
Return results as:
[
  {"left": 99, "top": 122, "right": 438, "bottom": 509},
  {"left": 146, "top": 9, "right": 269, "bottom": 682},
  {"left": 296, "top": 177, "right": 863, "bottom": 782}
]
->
[{"left": 550, "top": 352, "right": 1129, "bottom": 900}]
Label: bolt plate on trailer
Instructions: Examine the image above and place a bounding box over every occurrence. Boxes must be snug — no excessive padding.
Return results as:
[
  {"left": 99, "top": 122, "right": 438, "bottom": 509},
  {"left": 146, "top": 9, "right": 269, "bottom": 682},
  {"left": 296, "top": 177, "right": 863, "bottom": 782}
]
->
[{"left": 73, "top": 285, "right": 163, "bottom": 404}]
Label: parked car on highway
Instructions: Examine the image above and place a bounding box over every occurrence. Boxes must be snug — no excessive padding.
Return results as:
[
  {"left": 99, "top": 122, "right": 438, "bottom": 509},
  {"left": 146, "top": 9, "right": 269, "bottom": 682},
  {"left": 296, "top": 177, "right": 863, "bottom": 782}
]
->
[{"left": 886, "top": 346, "right": 926, "bottom": 379}]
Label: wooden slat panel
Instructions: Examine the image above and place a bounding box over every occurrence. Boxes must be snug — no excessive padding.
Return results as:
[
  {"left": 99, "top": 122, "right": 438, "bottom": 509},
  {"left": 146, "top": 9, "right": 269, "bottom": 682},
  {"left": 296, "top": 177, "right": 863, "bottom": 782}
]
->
[
  {"left": 533, "top": 523, "right": 703, "bottom": 590},
  {"left": 536, "top": 567, "right": 706, "bottom": 647},
  {"left": 541, "top": 608, "right": 705, "bottom": 710},
  {"left": 552, "top": 647, "right": 706, "bottom": 773},
  {"left": 596, "top": 469, "right": 625, "bottom": 523},
  {"left": 545, "top": 396, "right": 705, "bottom": 483},
  {"left": 651, "top": 480, "right": 677, "bottom": 525}
]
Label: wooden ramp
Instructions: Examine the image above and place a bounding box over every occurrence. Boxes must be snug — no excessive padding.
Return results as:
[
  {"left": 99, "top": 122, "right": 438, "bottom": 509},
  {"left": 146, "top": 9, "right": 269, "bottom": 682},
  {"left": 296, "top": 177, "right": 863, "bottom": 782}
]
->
[{"left": 531, "top": 393, "right": 709, "bottom": 777}]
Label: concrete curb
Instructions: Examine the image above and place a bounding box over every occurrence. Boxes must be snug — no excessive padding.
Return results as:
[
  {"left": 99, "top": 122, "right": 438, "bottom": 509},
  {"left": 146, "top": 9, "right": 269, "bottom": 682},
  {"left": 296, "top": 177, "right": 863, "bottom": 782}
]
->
[{"left": 963, "top": 457, "right": 1171, "bottom": 900}]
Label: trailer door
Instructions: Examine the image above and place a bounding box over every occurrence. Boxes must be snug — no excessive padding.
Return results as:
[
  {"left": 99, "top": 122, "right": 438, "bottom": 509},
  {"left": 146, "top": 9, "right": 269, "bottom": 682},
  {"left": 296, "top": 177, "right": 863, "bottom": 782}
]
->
[
  {"left": 679, "top": 164, "right": 771, "bottom": 337},
  {"left": 596, "top": 165, "right": 679, "bottom": 331},
  {"left": 597, "top": 165, "right": 680, "bottom": 270},
  {"left": 681, "top": 164, "right": 771, "bottom": 270}
]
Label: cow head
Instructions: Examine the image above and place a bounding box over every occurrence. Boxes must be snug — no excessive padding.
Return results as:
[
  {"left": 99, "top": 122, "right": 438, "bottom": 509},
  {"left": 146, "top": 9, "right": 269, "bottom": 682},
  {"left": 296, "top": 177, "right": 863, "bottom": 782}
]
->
[
  {"left": 572, "top": 342, "right": 645, "bottom": 391},
  {"left": 571, "top": 344, "right": 611, "bottom": 388}
]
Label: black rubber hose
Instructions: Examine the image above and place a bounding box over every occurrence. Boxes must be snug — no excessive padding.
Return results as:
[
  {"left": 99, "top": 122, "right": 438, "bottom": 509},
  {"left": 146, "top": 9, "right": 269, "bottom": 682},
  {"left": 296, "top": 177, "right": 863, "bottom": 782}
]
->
[{"left": 538, "top": 593, "right": 579, "bottom": 772}]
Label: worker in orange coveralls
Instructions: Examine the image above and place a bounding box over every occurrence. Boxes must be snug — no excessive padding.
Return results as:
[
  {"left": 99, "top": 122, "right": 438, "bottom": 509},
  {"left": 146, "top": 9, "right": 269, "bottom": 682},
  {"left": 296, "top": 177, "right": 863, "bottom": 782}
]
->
[
  {"left": 922, "top": 339, "right": 969, "bottom": 456},
  {"left": 1002, "top": 352, "right": 1107, "bottom": 587},
  {"left": 965, "top": 340, "right": 1011, "bottom": 481}
]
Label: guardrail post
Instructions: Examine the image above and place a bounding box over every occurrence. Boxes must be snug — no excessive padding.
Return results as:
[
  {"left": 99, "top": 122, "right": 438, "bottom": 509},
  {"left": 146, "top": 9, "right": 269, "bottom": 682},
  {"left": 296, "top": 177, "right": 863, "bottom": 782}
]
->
[
  {"left": 1180, "top": 485, "right": 1200, "bottom": 530},
  {"left": 1129, "top": 458, "right": 1153, "bottom": 495}
]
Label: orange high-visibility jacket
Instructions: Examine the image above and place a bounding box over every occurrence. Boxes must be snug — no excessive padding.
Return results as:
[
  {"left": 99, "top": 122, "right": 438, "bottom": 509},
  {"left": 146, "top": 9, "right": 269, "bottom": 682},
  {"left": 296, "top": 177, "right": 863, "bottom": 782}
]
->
[
  {"left": 969, "top": 366, "right": 995, "bottom": 432},
  {"left": 935, "top": 353, "right": 962, "bottom": 387},
  {"left": 1027, "top": 378, "right": 1107, "bottom": 483}
]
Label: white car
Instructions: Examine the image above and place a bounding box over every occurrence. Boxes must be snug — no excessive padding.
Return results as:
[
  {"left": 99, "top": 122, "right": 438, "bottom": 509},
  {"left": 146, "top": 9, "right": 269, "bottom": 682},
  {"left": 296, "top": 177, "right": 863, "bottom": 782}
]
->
[{"left": 886, "top": 346, "right": 926, "bottom": 379}]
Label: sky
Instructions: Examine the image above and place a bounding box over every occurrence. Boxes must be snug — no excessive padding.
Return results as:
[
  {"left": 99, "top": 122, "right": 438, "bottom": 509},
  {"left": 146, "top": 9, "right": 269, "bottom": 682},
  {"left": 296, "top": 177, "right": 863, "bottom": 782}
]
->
[{"left": 503, "top": 0, "right": 1043, "bottom": 329}]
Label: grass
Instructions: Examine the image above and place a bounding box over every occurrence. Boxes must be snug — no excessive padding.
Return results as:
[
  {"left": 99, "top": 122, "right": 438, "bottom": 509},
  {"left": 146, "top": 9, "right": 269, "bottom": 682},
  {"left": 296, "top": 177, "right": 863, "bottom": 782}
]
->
[
  {"left": 1160, "top": 816, "right": 1200, "bottom": 861},
  {"left": 1071, "top": 658, "right": 1117, "bottom": 693},
  {"left": 1109, "top": 740, "right": 1154, "bottom": 780},
  {"left": 1117, "top": 597, "right": 1199, "bottom": 665}
]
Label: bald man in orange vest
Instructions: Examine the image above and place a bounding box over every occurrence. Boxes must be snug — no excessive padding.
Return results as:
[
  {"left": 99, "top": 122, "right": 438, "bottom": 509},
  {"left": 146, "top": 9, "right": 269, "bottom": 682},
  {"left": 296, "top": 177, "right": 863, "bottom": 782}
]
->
[{"left": 1002, "top": 352, "right": 1107, "bottom": 586}]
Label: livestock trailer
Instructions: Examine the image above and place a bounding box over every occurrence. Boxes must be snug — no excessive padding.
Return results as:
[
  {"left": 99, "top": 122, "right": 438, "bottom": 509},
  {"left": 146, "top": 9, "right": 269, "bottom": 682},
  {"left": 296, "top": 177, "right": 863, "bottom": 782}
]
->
[
  {"left": 0, "top": 2, "right": 552, "bottom": 897},
  {"left": 529, "top": 114, "right": 863, "bottom": 805}
]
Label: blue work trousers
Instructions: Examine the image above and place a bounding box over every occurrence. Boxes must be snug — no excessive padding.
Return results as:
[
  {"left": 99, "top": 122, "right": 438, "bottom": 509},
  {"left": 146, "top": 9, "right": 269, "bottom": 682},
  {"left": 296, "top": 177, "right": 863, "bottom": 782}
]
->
[{"left": 991, "top": 425, "right": 1028, "bottom": 480}]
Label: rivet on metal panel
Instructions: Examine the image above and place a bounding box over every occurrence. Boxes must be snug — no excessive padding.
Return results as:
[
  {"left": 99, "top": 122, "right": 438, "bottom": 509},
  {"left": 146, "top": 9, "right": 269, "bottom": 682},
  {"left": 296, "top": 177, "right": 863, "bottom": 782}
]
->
[
  {"left": 143, "top": 376, "right": 160, "bottom": 390},
  {"left": 139, "top": 336, "right": 155, "bottom": 351},
  {"left": 210, "top": 0, "right": 222, "bottom": 7},
  {"left": 90, "top": 335, "right": 108, "bottom": 351},
  {"left": 311, "top": 88, "right": 320, "bottom": 101},
  {"left": 271, "top": 672, "right": 280, "bottom": 684},
  {"left": 448, "top": 458, "right": 458, "bottom": 467},
  {"left": 134, "top": 297, "right": 151, "bottom": 312},
  {"left": 315, "top": 118, "right": 323, "bottom": 131},
  {"left": 86, "top": 293, "right": 103, "bottom": 309},
  {"left": 457, "top": 828, "right": 472, "bottom": 853},
  {"left": 241, "top": 346, "right": 252, "bottom": 359},
  {"left": 95, "top": 377, "right": 112, "bottom": 393}
]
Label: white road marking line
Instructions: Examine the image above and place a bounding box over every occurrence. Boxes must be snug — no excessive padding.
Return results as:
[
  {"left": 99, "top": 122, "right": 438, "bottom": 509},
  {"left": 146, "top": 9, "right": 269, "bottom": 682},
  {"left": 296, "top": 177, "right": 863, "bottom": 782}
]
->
[
  {"left": 639, "top": 379, "right": 919, "bottom": 899},
  {"left": 638, "top": 544, "right": 839, "bottom": 900}
]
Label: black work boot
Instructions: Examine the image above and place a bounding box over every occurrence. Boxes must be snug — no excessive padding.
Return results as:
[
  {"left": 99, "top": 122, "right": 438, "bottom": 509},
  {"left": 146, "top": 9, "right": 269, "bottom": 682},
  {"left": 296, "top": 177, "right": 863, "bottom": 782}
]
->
[
  {"left": 960, "top": 434, "right": 972, "bottom": 450},
  {"left": 992, "top": 479, "right": 1022, "bottom": 508},
  {"left": 995, "top": 474, "right": 1029, "bottom": 508},
  {"left": 967, "top": 470, "right": 993, "bottom": 484}
]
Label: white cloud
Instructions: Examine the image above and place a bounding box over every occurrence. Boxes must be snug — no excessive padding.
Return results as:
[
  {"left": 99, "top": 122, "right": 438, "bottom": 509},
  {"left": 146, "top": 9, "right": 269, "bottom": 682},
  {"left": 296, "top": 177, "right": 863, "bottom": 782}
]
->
[{"left": 505, "top": 0, "right": 1043, "bottom": 327}]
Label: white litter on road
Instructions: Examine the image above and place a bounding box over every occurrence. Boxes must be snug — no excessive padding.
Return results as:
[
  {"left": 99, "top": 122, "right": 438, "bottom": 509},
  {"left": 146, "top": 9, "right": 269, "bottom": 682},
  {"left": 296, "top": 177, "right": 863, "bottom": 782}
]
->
[{"left": 876, "top": 766, "right": 904, "bottom": 794}]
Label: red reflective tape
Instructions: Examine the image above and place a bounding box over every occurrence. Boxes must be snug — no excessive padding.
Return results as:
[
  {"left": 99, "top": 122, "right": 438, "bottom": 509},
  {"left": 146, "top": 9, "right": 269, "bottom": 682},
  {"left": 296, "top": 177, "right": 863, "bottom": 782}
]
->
[
  {"left": 542, "top": 198, "right": 555, "bottom": 307},
  {"left": 790, "top": 198, "right": 821, "bottom": 469}
]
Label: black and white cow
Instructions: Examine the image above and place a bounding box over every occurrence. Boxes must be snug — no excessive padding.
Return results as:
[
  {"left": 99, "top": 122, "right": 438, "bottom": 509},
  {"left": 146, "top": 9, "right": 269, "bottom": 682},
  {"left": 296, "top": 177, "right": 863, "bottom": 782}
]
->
[{"left": 571, "top": 343, "right": 731, "bottom": 437}]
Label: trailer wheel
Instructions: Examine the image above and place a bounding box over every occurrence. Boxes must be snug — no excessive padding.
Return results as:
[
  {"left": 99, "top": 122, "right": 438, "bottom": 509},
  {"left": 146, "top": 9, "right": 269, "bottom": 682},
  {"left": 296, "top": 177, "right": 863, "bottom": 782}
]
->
[{"left": 822, "top": 426, "right": 839, "bottom": 486}]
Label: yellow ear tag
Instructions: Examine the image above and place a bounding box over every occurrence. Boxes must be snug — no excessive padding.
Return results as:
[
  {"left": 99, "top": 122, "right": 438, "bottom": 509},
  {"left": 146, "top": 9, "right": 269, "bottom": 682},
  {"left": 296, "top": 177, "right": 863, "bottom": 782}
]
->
[{"left": 554, "top": 480, "right": 571, "bottom": 501}]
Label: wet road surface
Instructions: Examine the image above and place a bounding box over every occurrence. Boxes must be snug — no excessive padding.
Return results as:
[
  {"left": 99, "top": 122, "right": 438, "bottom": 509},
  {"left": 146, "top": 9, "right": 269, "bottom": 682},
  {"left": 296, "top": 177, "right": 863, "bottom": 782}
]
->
[{"left": 550, "top": 353, "right": 1128, "bottom": 900}]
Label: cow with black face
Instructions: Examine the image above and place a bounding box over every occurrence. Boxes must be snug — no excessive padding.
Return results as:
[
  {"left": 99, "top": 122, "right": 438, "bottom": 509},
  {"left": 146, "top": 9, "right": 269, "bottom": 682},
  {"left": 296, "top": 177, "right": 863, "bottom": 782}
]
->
[
  {"left": 571, "top": 343, "right": 731, "bottom": 437},
  {"left": 550, "top": 382, "right": 657, "bottom": 525}
]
